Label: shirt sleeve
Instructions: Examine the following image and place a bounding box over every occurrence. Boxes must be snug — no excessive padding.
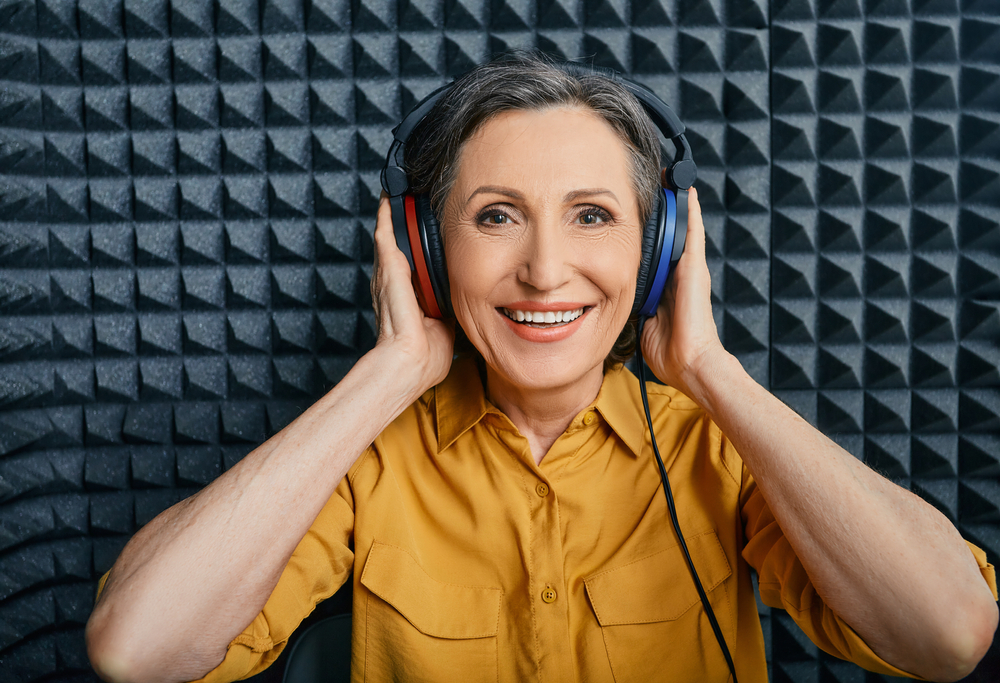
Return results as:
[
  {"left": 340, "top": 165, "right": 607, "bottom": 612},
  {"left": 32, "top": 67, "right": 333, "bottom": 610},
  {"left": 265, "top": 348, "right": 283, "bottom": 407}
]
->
[
  {"left": 737, "top": 451, "right": 997, "bottom": 680},
  {"left": 199, "top": 472, "right": 357, "bottom": 682},
  {"left": 95, "top": 469, "right": 357, "bottom": 683}
]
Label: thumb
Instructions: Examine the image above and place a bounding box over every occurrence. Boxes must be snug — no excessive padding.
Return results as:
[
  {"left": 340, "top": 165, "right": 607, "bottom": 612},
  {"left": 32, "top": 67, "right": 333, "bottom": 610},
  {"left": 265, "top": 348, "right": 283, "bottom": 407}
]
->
[{"left": 683, "top": 186, "right": 706, "bottom": 264}]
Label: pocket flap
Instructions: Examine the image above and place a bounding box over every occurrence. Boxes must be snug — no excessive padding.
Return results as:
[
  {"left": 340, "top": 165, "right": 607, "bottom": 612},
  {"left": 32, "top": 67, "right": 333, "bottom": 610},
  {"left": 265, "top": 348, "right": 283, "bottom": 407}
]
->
[
  {"left": 361, "top": 541, "right": 502, "bottom": 639},
  {"left": 585, "top": 531, "right": 731, "bottom": 626}
]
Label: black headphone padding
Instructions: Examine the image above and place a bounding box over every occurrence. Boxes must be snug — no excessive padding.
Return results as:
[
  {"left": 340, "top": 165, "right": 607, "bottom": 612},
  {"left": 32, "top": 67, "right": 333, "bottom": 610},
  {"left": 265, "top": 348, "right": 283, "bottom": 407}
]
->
[
  {"left": 417, "top": 192, "right": 451, "bottom": 317},
  {"left": 633, "top": 191, "right": 665, "bottom": 317}
]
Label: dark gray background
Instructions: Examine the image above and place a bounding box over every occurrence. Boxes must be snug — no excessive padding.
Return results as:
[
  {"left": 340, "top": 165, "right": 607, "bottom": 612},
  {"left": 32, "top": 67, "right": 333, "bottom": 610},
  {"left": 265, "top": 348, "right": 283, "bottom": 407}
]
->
[{"left": 0, "top": 0, "right": 997, "bottom": 680}]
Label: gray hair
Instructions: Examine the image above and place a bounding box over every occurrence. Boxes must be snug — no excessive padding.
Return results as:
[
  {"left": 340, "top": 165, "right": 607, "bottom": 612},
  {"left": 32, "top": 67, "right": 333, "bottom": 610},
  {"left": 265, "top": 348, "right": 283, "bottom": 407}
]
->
[{"left": 404, "top": 51, "right": 663, "bottom": 229}]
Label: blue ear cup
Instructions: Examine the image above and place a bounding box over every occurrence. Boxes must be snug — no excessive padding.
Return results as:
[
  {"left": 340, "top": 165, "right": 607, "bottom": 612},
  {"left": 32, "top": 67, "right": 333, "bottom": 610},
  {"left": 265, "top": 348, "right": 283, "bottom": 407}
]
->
[{"left": 636, "top": 188, "right": 688, "bottom": 318}]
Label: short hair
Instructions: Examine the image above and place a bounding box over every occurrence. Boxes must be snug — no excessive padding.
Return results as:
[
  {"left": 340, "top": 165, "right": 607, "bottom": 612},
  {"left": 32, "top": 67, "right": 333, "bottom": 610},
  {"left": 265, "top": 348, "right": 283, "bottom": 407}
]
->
[{"left": 404, "top": 51, "right": 665, "bottom": 368}]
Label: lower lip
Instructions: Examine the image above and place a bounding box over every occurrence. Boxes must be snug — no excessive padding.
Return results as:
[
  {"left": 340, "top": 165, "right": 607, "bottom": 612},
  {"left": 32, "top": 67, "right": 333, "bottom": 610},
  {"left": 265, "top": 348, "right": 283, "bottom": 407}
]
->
[{"left": 498, "top": 309, "right": 589, "bottom": 343}]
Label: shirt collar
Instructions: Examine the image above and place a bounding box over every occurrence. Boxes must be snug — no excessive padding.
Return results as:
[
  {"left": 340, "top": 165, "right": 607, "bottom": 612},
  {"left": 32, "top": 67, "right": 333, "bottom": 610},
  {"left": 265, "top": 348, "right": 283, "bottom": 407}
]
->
[
  {"left": 435, "top": 356, "right": 492, "bottom": 453},
  {"left": 434, "top": 357, "right": 650, "bottom": 458},
  {"left": 592, "top": 364, "right": 649, "bottom": 458}
]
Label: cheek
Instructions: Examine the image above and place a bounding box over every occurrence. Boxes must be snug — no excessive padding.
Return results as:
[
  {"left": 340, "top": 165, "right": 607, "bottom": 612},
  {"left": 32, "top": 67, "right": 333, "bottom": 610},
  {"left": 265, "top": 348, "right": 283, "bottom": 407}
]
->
[
  {"left": 445, "top": 237, "right": 489, "bottom": 299},
  {"left": 443, "top": 232, "right": 512, "bottom": 329},
  {"left": 584, "top": 232, "right": 643, "bottom": 304}
]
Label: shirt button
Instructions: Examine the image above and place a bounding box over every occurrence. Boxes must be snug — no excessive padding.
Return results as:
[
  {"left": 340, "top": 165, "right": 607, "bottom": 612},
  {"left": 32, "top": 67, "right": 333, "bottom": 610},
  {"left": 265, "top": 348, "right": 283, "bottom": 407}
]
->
[
  {"left": 583, "top": 412, "right": 596, "bottom": 426},
  {"left": 535, "top": 482, "right": 549, "bottom": 497},
  {"left": 541, "top": 585, "right": 557, "bottom": 604}
]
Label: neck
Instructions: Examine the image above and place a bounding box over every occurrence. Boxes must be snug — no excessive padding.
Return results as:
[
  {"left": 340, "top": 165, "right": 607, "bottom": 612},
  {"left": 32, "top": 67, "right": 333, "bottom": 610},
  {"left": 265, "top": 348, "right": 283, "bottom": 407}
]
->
[{"left": 485, "top": 363, "right": 605, "bottom": 465}]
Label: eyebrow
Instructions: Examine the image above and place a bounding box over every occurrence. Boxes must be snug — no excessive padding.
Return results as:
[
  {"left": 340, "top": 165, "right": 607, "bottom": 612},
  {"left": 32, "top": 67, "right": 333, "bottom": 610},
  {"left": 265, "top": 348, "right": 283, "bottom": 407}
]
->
[
  {"left": 465, "top": 185, "right": 524, "bottom": 206},
  {"left": 464, "top": 186, "right": 620, "bottom": 206},
  {"left": 563, "top": 188, "right": 620, "bottom": 205}
]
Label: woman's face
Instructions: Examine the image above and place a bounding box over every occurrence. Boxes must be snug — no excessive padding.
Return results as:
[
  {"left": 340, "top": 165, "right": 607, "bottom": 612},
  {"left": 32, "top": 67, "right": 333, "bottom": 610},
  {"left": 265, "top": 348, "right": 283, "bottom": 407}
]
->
[{"left": 441, "top": 106, "right": 643, "bottom": 394}]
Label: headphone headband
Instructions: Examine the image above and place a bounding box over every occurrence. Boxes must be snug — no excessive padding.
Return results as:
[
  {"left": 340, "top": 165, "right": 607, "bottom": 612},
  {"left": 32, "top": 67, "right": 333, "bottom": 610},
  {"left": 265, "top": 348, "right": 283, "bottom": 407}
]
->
[{"left": 380, "top": 65, "right": 698, "bottom": 198}]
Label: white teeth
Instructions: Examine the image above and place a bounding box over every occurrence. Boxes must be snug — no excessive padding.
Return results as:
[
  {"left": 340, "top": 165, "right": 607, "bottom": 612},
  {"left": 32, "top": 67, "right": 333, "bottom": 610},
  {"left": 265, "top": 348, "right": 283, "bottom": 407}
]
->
[{"left": 503, "top": 308, "right": 585, "bottom": 325}]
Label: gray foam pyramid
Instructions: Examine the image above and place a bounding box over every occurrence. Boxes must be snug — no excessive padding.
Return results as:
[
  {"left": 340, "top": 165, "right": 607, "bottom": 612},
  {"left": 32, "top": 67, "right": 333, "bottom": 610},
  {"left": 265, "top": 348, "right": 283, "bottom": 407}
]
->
[{"left": 0, "top": 0, "right": 997, "bottom": 680}]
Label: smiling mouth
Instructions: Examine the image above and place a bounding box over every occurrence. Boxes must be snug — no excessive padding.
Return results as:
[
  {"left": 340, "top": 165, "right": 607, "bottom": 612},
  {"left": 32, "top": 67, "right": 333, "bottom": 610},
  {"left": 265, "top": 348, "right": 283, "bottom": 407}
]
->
[{"left": 501, "top": 307, "right": 586, "bottom": 328}]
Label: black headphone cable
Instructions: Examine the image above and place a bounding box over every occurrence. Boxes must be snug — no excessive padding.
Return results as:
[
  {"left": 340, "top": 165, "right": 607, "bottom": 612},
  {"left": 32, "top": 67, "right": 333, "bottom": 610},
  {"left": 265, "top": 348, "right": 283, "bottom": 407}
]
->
[{"left": 635, "top": 318, "right": 739, "bottom": 683}]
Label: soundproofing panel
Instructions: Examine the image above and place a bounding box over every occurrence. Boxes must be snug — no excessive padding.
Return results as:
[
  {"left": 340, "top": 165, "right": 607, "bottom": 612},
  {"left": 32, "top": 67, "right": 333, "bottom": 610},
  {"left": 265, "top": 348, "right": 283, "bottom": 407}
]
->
[
  {"left": 767, "top": 1, "right": 1000, "bottom": 680},
  {"left": 0, "top": 0, "right": 995, "bottom": 681}
]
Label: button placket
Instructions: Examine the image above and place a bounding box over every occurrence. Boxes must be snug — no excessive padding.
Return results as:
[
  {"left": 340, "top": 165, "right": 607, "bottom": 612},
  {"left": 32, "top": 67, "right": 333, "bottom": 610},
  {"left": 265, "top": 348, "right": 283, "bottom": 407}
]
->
[{"left": 520, "top": 429, "right": 574, "bottom": 680}]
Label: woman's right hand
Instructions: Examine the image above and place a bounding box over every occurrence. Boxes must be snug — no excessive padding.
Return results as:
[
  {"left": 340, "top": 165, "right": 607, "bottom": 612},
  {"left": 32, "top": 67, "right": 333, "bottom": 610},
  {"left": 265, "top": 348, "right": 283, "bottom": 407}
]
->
[{"left": 371, "top": 194, "right": 455, "bottom": 393}]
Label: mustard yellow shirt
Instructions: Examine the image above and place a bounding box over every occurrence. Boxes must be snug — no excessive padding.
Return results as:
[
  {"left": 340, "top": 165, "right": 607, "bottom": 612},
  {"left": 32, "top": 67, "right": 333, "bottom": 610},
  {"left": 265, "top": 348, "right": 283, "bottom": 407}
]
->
[{"left": 120, "top": 358, "right": 997, "bottom": 682}]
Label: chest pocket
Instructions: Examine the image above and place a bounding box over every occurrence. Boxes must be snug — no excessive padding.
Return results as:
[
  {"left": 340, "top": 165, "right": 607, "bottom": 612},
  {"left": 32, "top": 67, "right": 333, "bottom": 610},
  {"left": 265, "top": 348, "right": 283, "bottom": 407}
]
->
[
  {"left": 585, "top": 530, "right": 735, "bottom": 683},
  {"left": 360, "top": 541, "right": 501, "bottom": 683}
]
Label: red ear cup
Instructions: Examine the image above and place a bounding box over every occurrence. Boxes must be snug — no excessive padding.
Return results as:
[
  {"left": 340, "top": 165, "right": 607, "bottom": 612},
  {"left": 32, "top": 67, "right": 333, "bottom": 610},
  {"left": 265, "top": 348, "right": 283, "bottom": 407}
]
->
[
  {"left": 415, "top": 193, "right": 451, "bottom": 318},
  {"left": 403, "top": 195, "right": 444, "bottom": 319}
]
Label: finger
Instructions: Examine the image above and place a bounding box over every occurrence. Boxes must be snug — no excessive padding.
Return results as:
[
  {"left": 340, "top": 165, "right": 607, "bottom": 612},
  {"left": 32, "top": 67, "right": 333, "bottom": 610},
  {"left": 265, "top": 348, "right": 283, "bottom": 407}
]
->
[
  {"left": 371, "top": 194, "right": 427, "bottom": 340},
  {"left": 373, "top": 193, "right": 395, "bottom": 262},
  {"left": 372, "top": 194, "right": 403, "bottom": 332},
  {"left": 371, "top": 196, "right": 386, "bottom": 309},
  {"left": 684, "top": 186, "right": 707, "bottom": 263},
  {"left": 373, "top": 194, "right": 416, "bottom": 279}
]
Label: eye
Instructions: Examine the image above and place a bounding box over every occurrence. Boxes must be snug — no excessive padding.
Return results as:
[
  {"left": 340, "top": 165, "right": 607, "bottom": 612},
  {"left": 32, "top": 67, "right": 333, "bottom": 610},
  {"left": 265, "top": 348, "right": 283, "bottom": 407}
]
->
[
  {"left": 576, "top": 207, "right": 612, "bottom": 225},
  {"left": 476, "top": 205, "right": 515, "bottom": 226}
]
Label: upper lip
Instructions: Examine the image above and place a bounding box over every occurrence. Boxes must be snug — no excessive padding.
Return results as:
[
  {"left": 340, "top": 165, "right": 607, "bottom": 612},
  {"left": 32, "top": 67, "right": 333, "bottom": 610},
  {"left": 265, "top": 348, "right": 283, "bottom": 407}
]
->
[{"left": 498, "top": 301, "right": 590, "bottom": 312}]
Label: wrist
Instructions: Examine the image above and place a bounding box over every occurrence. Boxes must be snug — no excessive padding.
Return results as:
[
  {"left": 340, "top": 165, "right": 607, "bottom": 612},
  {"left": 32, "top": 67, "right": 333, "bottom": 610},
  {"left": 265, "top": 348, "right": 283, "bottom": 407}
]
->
[
  {"left": 678, "top": 346, "right": 746, "bottom": 415},
  {"left": 363, "top": 341, "right": 441, "bottom": 405}
]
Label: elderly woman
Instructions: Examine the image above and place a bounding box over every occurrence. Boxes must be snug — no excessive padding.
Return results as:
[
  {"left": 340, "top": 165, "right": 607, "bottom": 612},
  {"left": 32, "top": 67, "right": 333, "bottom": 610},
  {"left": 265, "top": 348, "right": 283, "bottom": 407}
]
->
[{"left": 87, "top": 53, "right": 996, "bottom": 683}]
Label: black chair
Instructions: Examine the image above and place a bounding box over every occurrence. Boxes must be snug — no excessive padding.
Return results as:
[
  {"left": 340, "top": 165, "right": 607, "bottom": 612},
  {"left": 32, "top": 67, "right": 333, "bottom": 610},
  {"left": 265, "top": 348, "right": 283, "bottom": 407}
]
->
[{"left": 281, "top": 614, "right": 352, "bottom": 683}]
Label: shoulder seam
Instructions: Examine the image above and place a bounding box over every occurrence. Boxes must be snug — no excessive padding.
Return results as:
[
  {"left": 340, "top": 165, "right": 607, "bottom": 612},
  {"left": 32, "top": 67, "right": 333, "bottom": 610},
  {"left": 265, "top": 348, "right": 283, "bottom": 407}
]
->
[
  {"left": 717, "top": 427, "right": 741, "bottom": 487},
  {"left": 348, "top": 444, "right": 375, "bottom": 485}
]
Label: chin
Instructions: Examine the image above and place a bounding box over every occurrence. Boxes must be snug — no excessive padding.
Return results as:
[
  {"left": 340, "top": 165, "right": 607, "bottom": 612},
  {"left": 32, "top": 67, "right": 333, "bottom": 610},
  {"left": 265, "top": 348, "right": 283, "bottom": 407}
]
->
[{"left": 485, "top": 343, "right": 606, "bottom": 392}]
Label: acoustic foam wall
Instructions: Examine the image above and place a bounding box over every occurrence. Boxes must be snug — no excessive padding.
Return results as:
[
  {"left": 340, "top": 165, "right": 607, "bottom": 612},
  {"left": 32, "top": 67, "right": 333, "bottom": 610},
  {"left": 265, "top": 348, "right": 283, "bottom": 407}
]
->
[
  {"left": 769, "top": 0, "right": 998, "bottom": 567},
  {"left": 0, "top": 0, "right": 995, "bottom": 681},
  {"left": 767, "top": 1, "right": 1000, "bottom": 680}
]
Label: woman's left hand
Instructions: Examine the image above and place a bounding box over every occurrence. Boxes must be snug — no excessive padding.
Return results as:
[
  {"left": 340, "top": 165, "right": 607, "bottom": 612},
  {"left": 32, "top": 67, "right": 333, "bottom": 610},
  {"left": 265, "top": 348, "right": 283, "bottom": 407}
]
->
[{"left": 640, "top": 187, "right": 730, "bottom": 400}]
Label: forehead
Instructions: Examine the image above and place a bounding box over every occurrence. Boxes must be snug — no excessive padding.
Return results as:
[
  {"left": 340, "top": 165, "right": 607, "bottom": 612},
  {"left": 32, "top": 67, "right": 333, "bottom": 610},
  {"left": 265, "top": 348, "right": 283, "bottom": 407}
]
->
[{"left": 452, "top": 107, "right": 635, "bottom": 199}]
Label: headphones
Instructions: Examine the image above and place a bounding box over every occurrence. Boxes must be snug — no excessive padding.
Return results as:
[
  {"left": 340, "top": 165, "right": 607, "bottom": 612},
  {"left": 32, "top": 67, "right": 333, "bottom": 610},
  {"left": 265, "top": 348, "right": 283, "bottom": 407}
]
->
[{"left": 380, "top": 64, "right": 698, "bottom": 321}]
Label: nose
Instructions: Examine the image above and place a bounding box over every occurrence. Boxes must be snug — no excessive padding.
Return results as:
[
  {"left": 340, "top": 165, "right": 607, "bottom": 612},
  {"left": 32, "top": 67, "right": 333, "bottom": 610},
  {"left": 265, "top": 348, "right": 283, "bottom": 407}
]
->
[{"left": 517, "top": 220, "right": 573, "bottom": 293}]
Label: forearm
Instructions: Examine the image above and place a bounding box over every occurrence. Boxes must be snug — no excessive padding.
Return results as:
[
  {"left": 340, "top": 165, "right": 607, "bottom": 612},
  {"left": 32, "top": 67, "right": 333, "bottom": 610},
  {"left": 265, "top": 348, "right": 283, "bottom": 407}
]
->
[
  {"left": 87, "top": 346, "right": 427, "bottom": 683},
  {"left": 685, "top": 351, "right": 998, "bottom": 681}
]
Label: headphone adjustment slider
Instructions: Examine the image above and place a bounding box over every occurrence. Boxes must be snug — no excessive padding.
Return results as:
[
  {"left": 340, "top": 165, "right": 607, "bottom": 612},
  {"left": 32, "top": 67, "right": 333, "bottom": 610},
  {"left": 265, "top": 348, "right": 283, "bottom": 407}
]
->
[{"left": 383, "top": 166, "right": 410, "bottom": 197}]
